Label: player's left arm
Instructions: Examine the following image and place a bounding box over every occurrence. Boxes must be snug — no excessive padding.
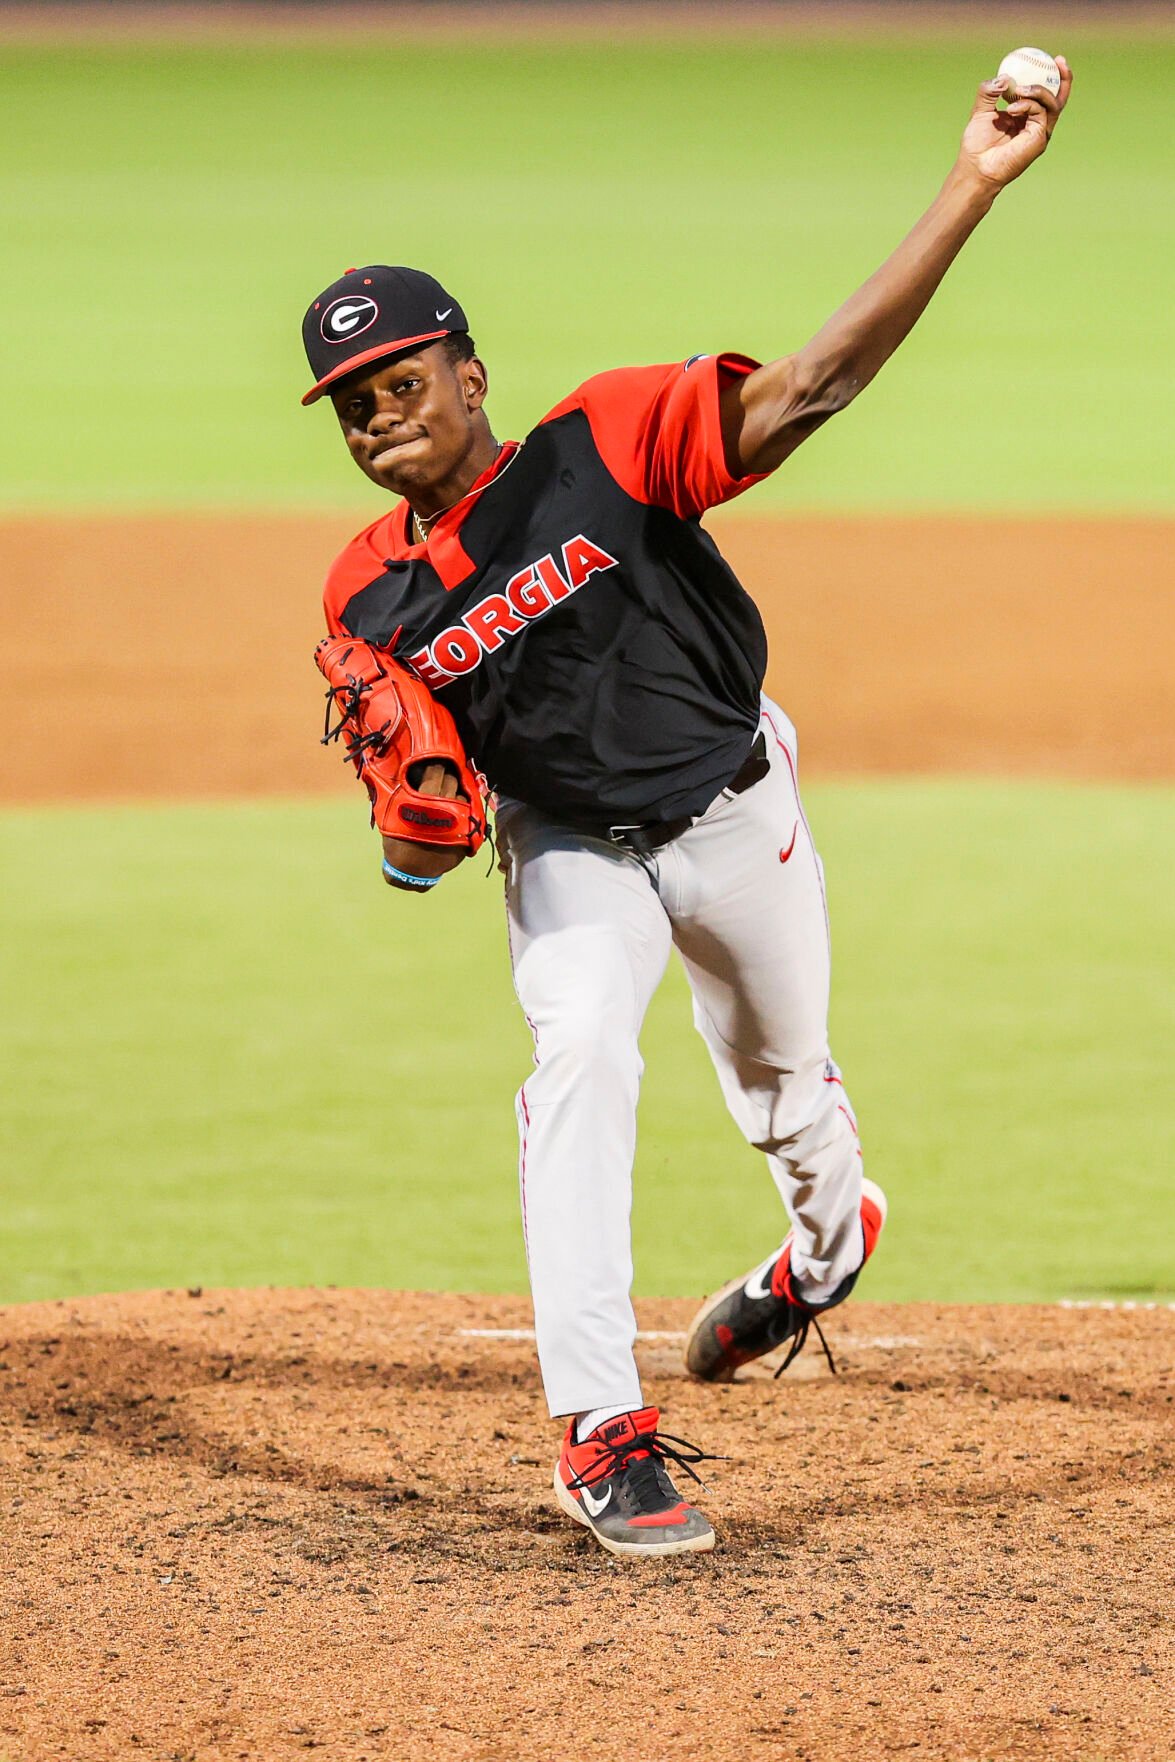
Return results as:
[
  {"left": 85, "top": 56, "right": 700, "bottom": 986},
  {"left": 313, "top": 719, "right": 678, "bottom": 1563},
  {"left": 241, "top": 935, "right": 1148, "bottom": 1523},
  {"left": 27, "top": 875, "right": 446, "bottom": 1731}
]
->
[{"left": 722, "top": 59, "right": 1073, "bottom": 477}]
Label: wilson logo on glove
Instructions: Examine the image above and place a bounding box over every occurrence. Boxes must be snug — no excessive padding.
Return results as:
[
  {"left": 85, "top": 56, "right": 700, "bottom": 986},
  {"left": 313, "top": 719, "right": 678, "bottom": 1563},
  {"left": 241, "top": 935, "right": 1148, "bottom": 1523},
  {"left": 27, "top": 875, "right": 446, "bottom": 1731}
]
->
[
  {"left": 400, "top": 804, "right": 458, "bottom": 830},
  {"left": 314, "top": 635, "right": 488, "bottom": 857}
]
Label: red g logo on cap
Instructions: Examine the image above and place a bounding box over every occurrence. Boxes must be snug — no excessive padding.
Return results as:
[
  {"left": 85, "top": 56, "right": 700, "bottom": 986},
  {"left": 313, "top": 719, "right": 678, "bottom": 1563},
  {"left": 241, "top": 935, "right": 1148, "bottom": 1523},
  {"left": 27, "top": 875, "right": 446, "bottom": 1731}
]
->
[{"left": 320, "top": 295, "right": 379, "bottom": 345}]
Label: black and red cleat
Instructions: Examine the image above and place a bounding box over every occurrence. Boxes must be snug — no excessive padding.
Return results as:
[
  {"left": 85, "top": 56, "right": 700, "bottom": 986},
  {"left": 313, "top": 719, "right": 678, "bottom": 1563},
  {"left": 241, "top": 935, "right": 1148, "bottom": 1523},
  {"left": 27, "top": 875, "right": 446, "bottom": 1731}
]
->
[
  {"left": 553, "top": 1406, "right": 717, "bottom": 1557},
  {"left": 685, "top": 1179, "right": 887, "bottom": 1383}
]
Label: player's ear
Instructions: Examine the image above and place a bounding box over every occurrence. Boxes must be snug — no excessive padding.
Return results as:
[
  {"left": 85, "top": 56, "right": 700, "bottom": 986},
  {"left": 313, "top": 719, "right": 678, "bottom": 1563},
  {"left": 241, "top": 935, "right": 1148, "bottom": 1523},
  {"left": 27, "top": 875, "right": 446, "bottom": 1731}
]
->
[{"left": 460, "top": 356, "right": 488, "bottom": 412}]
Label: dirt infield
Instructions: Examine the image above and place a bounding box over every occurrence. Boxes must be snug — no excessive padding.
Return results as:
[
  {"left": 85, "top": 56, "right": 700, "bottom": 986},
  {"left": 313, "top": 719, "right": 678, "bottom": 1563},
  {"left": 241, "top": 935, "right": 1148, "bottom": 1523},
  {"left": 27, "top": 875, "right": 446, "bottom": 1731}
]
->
[
  {"left": 1, "top": 1289, "right": 1171, "bottom": 1761},
  {"left": 5, "top": 511, "right": 1172, "bottom": 805}
]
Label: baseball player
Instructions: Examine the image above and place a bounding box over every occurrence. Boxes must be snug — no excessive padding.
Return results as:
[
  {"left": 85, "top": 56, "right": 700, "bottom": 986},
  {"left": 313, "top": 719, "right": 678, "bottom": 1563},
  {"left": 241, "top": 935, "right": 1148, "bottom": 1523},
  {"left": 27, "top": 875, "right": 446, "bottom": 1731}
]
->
[{"left": 303, "top": 66, "right": 1071, "bottom": 1557}]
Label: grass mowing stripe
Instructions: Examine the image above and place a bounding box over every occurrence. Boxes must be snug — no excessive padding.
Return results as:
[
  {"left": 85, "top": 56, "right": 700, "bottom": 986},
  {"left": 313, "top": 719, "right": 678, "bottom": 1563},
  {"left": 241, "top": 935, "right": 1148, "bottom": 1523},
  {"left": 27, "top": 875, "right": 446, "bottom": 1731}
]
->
[{"left": 2, "top": 781, "right": 1171, "bottom": 1307}]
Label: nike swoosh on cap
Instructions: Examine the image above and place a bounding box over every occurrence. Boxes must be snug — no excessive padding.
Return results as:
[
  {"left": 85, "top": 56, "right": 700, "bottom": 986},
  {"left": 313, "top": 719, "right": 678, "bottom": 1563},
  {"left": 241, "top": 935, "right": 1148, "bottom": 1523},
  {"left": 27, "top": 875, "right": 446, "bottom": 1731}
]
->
[{"left": 435, "top": 306, "right": 453, "bottom": 321}]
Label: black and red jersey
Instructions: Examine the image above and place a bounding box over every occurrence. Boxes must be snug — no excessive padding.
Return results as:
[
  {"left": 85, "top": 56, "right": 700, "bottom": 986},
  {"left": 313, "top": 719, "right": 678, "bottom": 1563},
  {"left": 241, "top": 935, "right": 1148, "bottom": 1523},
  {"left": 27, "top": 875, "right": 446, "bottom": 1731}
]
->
[{"left": 323, "top": 354, "right": 770, "bottom": 824}]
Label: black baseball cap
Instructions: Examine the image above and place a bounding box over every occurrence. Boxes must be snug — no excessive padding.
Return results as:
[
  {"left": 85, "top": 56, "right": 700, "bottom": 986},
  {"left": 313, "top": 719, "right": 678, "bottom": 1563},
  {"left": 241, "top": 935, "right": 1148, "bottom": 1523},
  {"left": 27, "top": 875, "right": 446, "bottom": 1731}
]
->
[{"left": 301, "top": 265, "right": 468, "bottom": 405}]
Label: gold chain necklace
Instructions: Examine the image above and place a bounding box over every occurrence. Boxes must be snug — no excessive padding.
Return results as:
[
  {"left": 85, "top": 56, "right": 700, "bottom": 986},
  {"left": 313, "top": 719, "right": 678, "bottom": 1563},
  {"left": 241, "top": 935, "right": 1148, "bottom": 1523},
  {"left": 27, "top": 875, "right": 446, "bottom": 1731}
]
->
[{"left": 410, "top": 441, "right": 513, "bottom": 543}]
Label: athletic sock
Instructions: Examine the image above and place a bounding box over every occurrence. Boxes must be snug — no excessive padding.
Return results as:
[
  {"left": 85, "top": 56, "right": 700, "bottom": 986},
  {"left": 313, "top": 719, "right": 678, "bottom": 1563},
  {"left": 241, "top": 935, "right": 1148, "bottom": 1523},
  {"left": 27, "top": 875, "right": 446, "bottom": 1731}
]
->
[
  {"left": 575, "top": 1403, "right": 636, "bottom": 1445},
  {"left": 791, "top": 1267, "right": 845, "bottom": 1306},
  {"left": 792, "top": 1226, "right": 867, "bottom": 1308}
]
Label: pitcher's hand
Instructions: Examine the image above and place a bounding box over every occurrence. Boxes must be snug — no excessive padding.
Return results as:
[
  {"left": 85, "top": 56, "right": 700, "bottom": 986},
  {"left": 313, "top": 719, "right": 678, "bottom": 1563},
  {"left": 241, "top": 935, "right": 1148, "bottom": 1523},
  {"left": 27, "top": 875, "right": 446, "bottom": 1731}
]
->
[
  {"left": 380, "top": 762, "right": 463, "bottom": 890},
  {"left": 956, "top": 58, "right": 1072, "bottom": 193}
]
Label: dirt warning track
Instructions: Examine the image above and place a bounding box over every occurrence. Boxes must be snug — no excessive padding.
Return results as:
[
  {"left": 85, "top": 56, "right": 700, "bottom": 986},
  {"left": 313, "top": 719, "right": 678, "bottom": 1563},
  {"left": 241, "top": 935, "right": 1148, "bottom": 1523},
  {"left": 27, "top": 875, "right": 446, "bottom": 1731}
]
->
[
  {"left": 1, "top": 1288, "right": 1171, "bottom": 1761},
  {"left": 3, "top": 512, "right": 1172, "bottom": 805}
]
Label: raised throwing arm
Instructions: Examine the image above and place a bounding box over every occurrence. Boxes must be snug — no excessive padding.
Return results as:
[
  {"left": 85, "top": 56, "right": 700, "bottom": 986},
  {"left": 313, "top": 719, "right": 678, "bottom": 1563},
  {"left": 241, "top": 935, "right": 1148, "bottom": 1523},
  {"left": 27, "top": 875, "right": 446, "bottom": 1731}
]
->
[{"left": 721, "top": 60, "right": 1073, "bottom": 477}]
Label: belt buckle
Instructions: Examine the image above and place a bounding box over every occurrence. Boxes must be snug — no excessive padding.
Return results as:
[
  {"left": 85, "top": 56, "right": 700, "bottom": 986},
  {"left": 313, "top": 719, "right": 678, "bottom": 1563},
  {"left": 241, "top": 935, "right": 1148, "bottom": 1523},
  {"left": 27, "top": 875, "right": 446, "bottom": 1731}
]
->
[{"left": 608, "top": 822, "right": 660, "bottom": 857}]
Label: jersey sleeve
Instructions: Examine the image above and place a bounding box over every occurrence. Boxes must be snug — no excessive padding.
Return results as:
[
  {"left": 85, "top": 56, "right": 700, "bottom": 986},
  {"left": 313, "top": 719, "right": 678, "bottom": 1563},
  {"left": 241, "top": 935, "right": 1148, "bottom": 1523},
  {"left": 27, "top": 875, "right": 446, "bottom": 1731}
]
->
[{"left": 544, "top": 354, "right": 769, "bottom": 520}]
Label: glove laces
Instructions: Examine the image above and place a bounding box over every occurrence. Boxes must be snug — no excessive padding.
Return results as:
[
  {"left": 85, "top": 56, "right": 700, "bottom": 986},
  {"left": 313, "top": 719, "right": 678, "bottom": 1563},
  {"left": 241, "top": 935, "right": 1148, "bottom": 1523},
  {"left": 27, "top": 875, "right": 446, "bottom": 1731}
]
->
[{"left": 320, "top": 676, "right": 391, "bottom": 762}]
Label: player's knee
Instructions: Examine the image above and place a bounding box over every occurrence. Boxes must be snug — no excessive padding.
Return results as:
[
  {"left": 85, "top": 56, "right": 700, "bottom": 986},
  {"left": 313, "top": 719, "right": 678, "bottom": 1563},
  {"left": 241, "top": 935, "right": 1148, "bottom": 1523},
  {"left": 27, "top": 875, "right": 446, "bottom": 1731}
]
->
[
  {"left": 532, "top": 1008, "right": 643, "bottom": 1090},
  {"left": 516, "top": 949, "right": 646, "bottom": 1086}
]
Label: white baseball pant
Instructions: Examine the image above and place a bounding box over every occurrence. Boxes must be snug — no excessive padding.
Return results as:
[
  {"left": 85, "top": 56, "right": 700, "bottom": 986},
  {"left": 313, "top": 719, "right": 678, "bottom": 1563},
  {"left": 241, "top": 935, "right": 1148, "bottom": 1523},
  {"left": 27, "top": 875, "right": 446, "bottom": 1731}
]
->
[{"left": 498, "top": 699, "right": 864, "bottom": 1418}]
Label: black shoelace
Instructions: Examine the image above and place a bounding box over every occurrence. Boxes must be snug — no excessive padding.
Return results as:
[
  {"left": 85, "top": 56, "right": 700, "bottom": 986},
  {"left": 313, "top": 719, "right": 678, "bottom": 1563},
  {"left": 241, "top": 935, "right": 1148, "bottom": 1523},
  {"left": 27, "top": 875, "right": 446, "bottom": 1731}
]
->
[
  {"left": 321, "top": 678, "right": 392, "bottom": 763},
  {"left": 774, "top": 1309, "right": 838, "bottom": 1379},
  {"left": 566, "top": 1429, "right": 724, "bottom": 1496}
]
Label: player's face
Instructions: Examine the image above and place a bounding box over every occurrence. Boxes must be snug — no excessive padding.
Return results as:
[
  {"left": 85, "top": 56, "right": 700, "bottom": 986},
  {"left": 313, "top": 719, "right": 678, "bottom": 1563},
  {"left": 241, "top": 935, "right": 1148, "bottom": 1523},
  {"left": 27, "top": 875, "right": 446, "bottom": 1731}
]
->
[{"left": 330, "top": 345, "right": 488, "bottom": 498}]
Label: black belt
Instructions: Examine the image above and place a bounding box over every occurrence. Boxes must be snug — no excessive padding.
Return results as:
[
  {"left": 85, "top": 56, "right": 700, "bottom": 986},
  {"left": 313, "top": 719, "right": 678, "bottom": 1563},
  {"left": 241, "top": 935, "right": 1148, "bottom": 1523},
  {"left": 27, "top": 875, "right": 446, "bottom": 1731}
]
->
[{"left": 594, "top": 731, "right": 769, "bottom": 857}]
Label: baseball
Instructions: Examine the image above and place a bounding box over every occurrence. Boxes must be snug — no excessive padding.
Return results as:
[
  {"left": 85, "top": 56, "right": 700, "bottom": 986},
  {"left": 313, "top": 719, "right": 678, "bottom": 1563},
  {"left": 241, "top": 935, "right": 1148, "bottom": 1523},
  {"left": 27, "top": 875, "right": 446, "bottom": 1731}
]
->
[{"left": 996, "top": 46, "right": 1062, "bottom": 100}]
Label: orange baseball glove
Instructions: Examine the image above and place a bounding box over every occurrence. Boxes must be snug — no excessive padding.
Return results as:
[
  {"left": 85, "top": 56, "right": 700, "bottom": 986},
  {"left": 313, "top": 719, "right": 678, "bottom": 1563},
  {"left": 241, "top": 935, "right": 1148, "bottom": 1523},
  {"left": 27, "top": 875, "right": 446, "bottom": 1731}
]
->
[{"left": 314, "top": 635, "right": 488, "bottom": 867}]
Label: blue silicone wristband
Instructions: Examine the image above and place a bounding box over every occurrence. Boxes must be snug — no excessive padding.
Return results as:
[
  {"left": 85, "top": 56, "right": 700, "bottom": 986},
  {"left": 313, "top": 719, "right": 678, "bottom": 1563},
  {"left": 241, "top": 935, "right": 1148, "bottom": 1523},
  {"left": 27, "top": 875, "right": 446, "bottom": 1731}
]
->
[{"left": 382, "top": 858, "right": 442, "bottom": 890}]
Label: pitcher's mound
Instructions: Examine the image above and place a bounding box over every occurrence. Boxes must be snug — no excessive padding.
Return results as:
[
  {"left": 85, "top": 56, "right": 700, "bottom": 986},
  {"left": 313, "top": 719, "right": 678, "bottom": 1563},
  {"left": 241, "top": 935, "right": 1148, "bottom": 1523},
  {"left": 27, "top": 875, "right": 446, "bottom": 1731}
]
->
[{"left": 1, "top": 1288, "right": 1171, "bottom": 1760}]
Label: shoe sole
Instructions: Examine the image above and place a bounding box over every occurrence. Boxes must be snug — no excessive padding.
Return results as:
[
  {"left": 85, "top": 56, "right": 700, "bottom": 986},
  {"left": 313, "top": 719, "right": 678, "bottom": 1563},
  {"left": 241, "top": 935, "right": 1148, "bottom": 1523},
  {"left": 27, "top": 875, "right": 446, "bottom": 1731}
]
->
[
  {"left": 552, "top": 1471, "right": 716, "bottom": 1558},
  {"left": 685, "top": 1179, "right": 889, "bottom": 1383}
]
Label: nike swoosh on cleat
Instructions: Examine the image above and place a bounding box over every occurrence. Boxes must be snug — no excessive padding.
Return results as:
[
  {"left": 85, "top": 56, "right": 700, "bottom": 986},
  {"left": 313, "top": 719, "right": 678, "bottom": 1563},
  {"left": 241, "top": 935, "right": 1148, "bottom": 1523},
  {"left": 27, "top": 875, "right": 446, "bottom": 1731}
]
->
[
  {"left": 743, "top": 1258, "right": 779, "bottom": 1302},
  {"left": 580, "top": 1484, "right": 612, "bottom": 1517}
]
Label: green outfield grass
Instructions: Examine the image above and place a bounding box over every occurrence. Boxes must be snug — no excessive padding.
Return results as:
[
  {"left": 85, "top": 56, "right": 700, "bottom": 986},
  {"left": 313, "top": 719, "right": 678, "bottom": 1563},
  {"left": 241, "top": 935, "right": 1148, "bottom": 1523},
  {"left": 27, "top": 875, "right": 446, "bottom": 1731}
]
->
[
  {"left": 1, "top": 33, "right": 1171, "bottom": 514},
  {"left": 3, "top": 781, "right": 1171, "bottom": 1308}
]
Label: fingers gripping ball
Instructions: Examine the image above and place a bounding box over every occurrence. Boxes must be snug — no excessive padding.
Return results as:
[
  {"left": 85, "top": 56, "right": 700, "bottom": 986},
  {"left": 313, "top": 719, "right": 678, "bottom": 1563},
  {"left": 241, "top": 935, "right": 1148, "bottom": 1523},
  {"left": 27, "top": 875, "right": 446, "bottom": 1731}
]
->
[
  {"left": 996, "top": 47, "right": 1061, "bottom": 100},
  {"left": 314, "top": 636, "right": 488, "bottom": 880}
]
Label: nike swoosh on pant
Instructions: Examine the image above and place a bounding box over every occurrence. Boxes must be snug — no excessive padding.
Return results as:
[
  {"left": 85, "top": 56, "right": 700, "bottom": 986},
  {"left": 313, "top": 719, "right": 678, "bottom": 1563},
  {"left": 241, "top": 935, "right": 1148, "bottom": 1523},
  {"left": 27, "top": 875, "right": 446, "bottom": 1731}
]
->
[{"left": 779, "top": 823, "right": 799, "bottom": 863}]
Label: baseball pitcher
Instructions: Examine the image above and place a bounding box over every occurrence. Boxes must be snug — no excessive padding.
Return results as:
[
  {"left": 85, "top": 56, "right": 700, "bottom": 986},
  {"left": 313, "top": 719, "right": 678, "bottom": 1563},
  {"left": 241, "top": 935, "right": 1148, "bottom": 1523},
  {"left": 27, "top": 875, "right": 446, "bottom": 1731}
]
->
[{"left": 302, "top": 64, "right": 1071, "bottom": 1556}]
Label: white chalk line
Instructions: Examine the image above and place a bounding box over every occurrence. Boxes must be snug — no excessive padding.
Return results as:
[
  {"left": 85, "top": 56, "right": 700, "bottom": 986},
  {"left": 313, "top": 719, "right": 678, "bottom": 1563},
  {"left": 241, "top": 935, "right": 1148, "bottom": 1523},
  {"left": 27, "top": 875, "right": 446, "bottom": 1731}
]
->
[
  {"left": 460, "top": 1327, "right": 683, "bottom": 1341},
  {"left": 459, "top": 1301, "right": 1174, "bottom": 1346},
  {"left": 459, "top": 1327, "right": 923, "bottom": 1348},
  {"left": 1058, "top": 1298, "right": 1175, "bottom": 1311},
  {"left": 839, "top": 1334, "right": 923, "bottom": 1349}
]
